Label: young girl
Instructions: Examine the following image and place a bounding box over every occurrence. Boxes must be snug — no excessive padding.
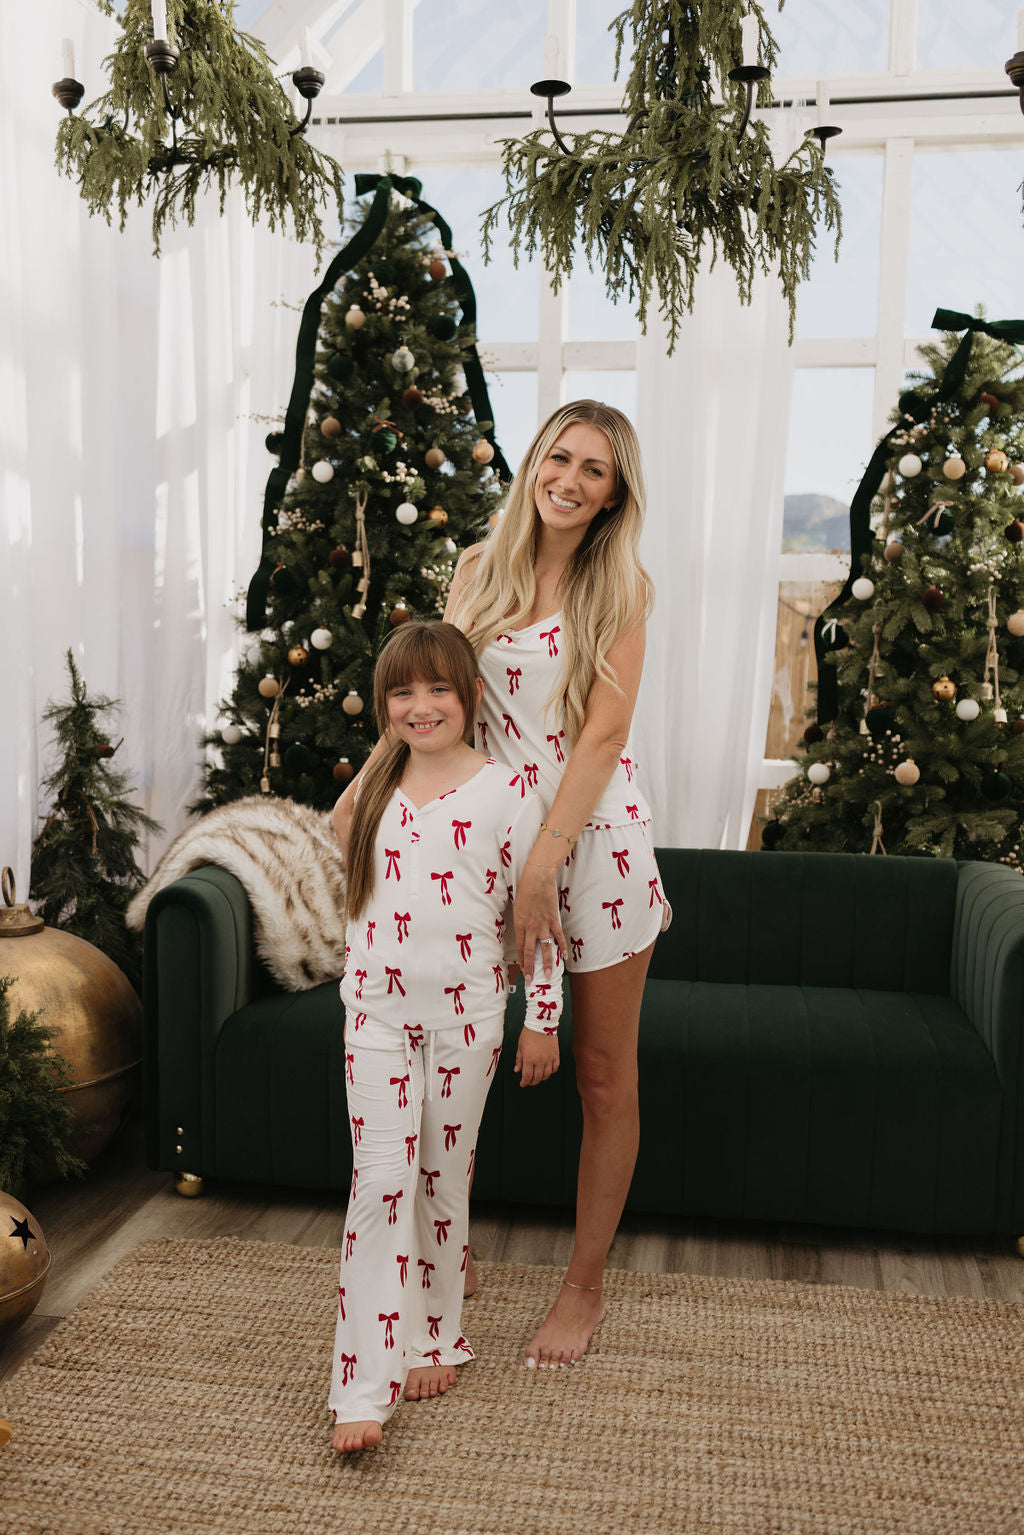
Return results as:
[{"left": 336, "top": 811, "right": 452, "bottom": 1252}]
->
[{"left": 328, "top": 620, "right": 562, "bottom": 1454}]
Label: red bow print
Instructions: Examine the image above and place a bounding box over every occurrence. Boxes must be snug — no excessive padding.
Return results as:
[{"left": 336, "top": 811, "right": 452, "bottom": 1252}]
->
[
  {"left": 501, "top": 713, "right": 521, "bottom": 740},
  {"left": 384, "top": 847, "right": 401, "bottom": 880},
  {"left": 547, "top": 731, "right": 566, "bottom": 763},
  {"left": 422, "top": 1168, "right": 439, "bottom": 1198},
  {"left": 539, "top": 625, "right": 560, "bottom": 657},
  {"left": 648, "top": 878, "right": 663, "bottom": 907},
  {"left": 344, "top": 1228, "right": 357, "bottom": 1259},
  {"left": 428, "top": 1315, "right": 442, "bottom": 1340},
  {"left": 351, "top": 1116, "right": 364, "bottom": 1147},
  {"left": 509, "top": 772, "right": 526, "bottom": 798},
  {"left": 620, "top": 756, "right": 633, "bottom": 782},
  {"left": 379, "top": 1312, "right": 398, "bottom": 1349},
  {"left": 454, "top": 1335, "right": 474, "bottom": 1356},
  {"left": 463, "top": 1022, "right": 475, "bottom": 1047},
  {"left": 612, "top": 848, "right": 630, "bottom": 878},
  {"left": 338, "top": 1284, "right": 346, "bottom": 1320},
  {"left": 478, "top": 719, "right": 489, "bottom": 750},
  {"left": 397, "top": 1254, "right": 409, "bottom": 1286},
  {"left": 339, "top": 1352, "right": 356, "bottom": 1385},
  {"left": 354, "top": 969, "right": 366, "bottom": 999},
  {"left": 438, "top": 1065, "right": 461, "bottom": 1098},
  {"left": 627, "top": 803, "right": 640, "bottom": 820},
  {"left": 525, "top": 762, "right": 539, "bottom": 787},
  {"left": 506, "top": 667, "right": 522, "bottom": 695},
  {"left": 434, "top": 1218, "right": 452, "bottom": 1245},
  {"left": 603, "top": 898, "right": 624, "bottom": 930},
  {"left": 445, "top": 983, "right": 466, "bottom": 1016},
  {"left": 400, "top": 803, "right": 412, "bottom": 827},
  {"left": 395, "top": 911, "right": 411, "bottom": 943},
  {"left": 571, "top": 937, "right": 584, "bottom": 962},
  {"left": 418, "top": 1259, "right": 435, "bottom": 1289},
  {"left": 452, "top": 818, "right": 471, "bottom": 850},
  {"left": 382, "top": 1190, "right": 403, "bottom": 1225},
  {"left": 353, "top": 1012, "right": 366, "bottom": 1030},
  {"left": 389, "top": 1380, "right": 402, "bottom": 1406},
  {"left": 432, "top": 870, "right": 453, "bottom": 906},
  {"left": 345, "top": 1051, "right": 354, "bottom": 1085},
  {"left": 558, "top": 887, "right": 571, "bottom": 913},
  {"left": 443, "top": 1123, "right": 460, "bottom": 1150},
  {"left": 493, "top": 963, "right": 506, "bottom": 994},
  {"left": 487, "top": 1046, "right": 501, "bottom": 1077},
  {"left": 390, "top": 1074, "right": 409, "bottom": 1107},
  {"left": 456, "top": 932, "right": 472, "bottom": 961},
  {"left": 405, "top": 1134, "right": 418, "bottom": 1166},
  {"left": 366, "top": 920, "right": 375, "bottom": 947},
  {"left": 538, "top": 999, "right": 558, "bottom": 1020},
  {"left": 461, "top": 1244, "right": 470, "bottom": 1272},
  {"left": 385, "top": 965, "right": 406, "bottom": 996},
  {"left": 485, "top": 867, "right": 498, "bottom": 894}
]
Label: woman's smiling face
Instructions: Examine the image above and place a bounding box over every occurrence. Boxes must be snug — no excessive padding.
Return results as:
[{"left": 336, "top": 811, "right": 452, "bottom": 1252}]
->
[{"left": 533, "top": 422, "right": 617, "bottom": 540}]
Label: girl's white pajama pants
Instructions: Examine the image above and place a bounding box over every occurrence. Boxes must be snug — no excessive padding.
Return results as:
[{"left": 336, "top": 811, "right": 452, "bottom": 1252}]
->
[{"left": 327, "top": 1009, "right": 505, "bottom": 1427}]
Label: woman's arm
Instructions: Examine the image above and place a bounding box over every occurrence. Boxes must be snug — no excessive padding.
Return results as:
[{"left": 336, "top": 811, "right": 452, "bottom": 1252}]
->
[{"left": 516, "top": 617, "right": 647, "bottom": 980}]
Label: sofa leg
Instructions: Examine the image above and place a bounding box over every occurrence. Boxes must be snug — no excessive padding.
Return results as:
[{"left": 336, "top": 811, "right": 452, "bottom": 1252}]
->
[{"left": 174, "top": 1172, "right": 205, "bottom": 1198}]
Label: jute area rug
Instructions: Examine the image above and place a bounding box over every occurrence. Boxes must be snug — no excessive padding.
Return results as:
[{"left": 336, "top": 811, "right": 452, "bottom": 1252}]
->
[{"left": 0, "top": 1238, "right": 1022, "bottom": 1535}]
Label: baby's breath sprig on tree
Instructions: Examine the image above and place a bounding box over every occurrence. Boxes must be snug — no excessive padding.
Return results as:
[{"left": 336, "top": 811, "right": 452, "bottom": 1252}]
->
[
  {"left": 57, "top": 0, "right": 344, "bottom": 258},
  {"left": 482, "top": 0, "right": 841, "bottom": 351}
]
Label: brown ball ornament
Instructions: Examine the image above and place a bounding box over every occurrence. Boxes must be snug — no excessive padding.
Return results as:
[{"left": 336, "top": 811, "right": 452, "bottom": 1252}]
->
[
  {"left": 402, "top": 386, "right": 425, "bottom": 409},
  {"left": 0, "top": 1192, "right": 51, "bottom": 1344},
  {"left": 985, "top": 449, "right": 1009, "bottom": 473},
  {"left": 1006, "top": 519, "right": 1024, "bottom": 544},
  {"left": 921, "top": 585, "right": 945, "bottom": 611},
  {"left": 1014, "top": 717, "right": 1024, "bottom": 735},
  {"left": 320, "top": 416, "right": 342, "bottom": 438},
  {"left": 332, "top": 758, "right": 355, "bottom": 783},
  {"left": 389, "top": 604, "right": 411, "bottom": 626},
  {"left": 428, "top": 505, "right": 449, "bottom": 527},
  {"left": 883, "top": 541, "right": 904, "bottom": 563},
  {"left": 329, "top": 545, "right": 351, "bottom": 569},
  {"left": 424, "top": 447, "right": 446, "bottom": 469},
  {"left": 941, "top": 457, "right": 966, "bottom": 481},
  {"left": 932, "top": 675, "right": 956, "bottom": 702},
  {"left": 472, "top": 439, "right": 495, "bottom": 464},
  {"left": 342, "top": 691, "right": 364, "bottom": 716},
  {"left": 95, "top": 740, "right": 115, "bottom": 758},
  {"left": 258, "top": 675, "right": 280, "bottom": 699},
  {"left": 287, "top": 645, "right": 309, "bottom": 668},
  {"left": 428, "top": 258, "right": 447, "bottom": 281}
]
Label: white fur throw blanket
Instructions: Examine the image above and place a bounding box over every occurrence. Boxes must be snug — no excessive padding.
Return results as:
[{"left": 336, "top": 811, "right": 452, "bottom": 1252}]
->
[{"left": 126, "top": 796, "right": 348, "bottom": 991}]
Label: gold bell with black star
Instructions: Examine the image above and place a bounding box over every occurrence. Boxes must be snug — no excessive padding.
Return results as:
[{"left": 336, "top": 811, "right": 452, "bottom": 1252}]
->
[{"left": 0, "top": 1191, "right": 51, "bottom": 1344}]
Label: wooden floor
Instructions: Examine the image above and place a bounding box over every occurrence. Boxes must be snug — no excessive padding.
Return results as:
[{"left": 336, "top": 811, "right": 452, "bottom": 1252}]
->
[{"left": 3, "top": 1110, "right": 1023, "bottom": 1388}]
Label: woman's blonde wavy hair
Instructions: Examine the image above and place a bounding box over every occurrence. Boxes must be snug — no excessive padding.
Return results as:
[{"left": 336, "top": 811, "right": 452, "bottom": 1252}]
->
[
  {"left": 449, "top": 399, "right": 652, "bottom": 744},
  {"left": 345, "top": 621, "right": 481, "bottom": 921}
]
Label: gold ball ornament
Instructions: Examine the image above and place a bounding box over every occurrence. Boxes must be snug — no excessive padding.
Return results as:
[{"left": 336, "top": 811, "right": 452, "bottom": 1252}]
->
[
  {"left": 894, "top": 760, "right": 921, "bottom": 786},
  {"left": 0, "top": 1191, "right": 51, "bottom": 1344},
  {"left": 287, "top": 645, "right": 309, "bottom": 668},
  {"left": 0, "top": 872, "right": 141, "bottom": 1165},
  {"left": 941, "top": 456, "right": 967, "bottom": 481},
  {"left": 342, "top": 691, "right": 364, "bottom": 716},
  {"left": 428, "top": 505, "right": 449, "bottom": 527},
  {"left": 424, "top": 447, "right": 446, "bottom": 469},
  {"left": 472, "top": 439, "right": 495, "bottom": 464},
  {"left": 985, "top": 449, "right": 1009, "bottom": 474},
  {"left": 345, "top": 305, "right": 365, "bottom": 329},
  {"left": 932, "top": 676, "right": 957, "bottom": 702},
  {"left": 257, "top": 675, "right": 280, "bottom": 699},
  {"left": 320, "top": 416, "right": 341, "bottom": 439}
]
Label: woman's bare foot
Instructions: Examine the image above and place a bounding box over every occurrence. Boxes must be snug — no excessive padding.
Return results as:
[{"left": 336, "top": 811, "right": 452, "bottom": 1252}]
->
[
  {"left": 464, "top": 1249, "right": 479, "bottom": 1298},
  {"left": 332, "top": 1419, "right": 383, "bottom": 1454},
  {"left": 524, "top": 1282, "right": 606, "bottom": 1369},
  {"left": 404, "top": 1363, "right": 458, "bottom": 1400}
]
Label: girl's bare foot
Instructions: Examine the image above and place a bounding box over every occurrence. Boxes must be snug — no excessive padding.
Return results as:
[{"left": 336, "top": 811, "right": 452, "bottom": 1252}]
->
[
  {"left": 404, "top": 1364, "right": 458, "bottom": 1400},
  {"left": 463, "top": 1249, "right": 479, "bottom": 1298},
  {"left": 332, "top": 1419, "right": 383, "bottom": 1453},
  {"left": 524, "top": 1282, "right": 606, "bottom": 1369}
]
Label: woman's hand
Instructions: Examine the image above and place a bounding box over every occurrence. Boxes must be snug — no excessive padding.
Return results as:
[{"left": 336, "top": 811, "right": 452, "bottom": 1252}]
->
[{"left": 514, "top": 863, "right": 567, "bottom": 982}]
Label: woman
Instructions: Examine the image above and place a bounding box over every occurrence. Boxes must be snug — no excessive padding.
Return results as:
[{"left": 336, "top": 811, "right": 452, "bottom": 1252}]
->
[{"left": 444, "top": 399, "right": 666, "bottom": 1369}]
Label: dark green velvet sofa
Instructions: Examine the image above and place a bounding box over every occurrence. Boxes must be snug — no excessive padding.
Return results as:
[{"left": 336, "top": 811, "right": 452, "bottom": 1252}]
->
[{"left": 142, "top": 848, "right": 1024, "bottom": 1243}]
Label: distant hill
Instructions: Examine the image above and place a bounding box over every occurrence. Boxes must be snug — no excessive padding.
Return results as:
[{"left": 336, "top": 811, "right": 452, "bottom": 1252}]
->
[{"left": 783, "top": 493, "right": 850, "bottom": 553}]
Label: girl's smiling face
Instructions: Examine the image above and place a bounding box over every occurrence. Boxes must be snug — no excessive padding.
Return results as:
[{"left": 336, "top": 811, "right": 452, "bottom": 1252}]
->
[
  {"left": 385, "top": 673, "right": 481, "bottom": 756},
  {"left": 533, "top": 421, "right": 617, "bottom": 539}
]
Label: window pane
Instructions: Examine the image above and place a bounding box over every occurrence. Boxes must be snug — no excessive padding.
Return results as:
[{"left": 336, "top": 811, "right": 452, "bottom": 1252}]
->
[
  {"left": 783, "top": 369, "right": 876, "bottom": 553},
  {"left": 772, "top": 0, "right": 888, "bottom": 76},
  {"left": 917, "top": 0, "right": 1017, "bottom": 71},
  {"left": 562, "top": 370, "right": 637, "bottom": 422},
  {"left": 414, "top": 166, "right": 540, "bottom": 343},
  {"left": 906, "top": 150, "right": 1024, "bottom": 336},
  {"left": 414, "top": 0, "right": 546, "bottom": 92},
  {"left": 486, "top": 372, "right": 539, "bottom": 471},
  {"left": 567, "top": 246, "right": 639, "bottom": 340},
  {"left": 574, "top": 0, "right": 628, "bottom": 84},
  {"left": 796, "top": 155, "right": 882, "bottom": 339}
]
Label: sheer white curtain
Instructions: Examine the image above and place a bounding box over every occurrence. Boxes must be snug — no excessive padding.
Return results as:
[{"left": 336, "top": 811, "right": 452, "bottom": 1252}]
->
[
  {"left": 633, "top": 121, "right": 800, "bottom": 849},
  {"left": 1, "top": 5, "right": 322, "bottom": 891}
]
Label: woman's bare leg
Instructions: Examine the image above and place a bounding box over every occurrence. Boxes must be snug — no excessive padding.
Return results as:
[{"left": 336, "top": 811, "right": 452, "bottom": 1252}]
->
[{"left": 523, "top": 943, "right": 653, "bottom": 1368}]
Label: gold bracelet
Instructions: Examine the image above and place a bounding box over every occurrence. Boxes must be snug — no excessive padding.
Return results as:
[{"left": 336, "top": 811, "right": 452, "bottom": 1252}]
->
[{"left": 540, "top": 821, "right": 577, "bottom": 851}]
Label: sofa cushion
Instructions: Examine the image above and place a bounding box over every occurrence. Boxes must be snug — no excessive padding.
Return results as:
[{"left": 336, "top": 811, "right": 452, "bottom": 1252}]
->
[
  {"left": 650, "top": 849, "right": 959, "bottom": 995},
  {"left": 634, "top": 979, "right": 1002, "bottom": 1233}
]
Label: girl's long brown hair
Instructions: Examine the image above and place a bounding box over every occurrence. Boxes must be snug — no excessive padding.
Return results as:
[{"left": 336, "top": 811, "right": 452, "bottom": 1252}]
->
[{"left": 345, "top": 621, "right": 481, "bottom": 921}]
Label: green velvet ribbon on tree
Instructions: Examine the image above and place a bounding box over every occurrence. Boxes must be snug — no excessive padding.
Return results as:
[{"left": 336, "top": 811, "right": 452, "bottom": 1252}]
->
[
  {"left": 246, "top": 174, "right": 510, "bottom": 630},
  {"left": 811, "top": 306, "right": 1024, "bottom": 724}
]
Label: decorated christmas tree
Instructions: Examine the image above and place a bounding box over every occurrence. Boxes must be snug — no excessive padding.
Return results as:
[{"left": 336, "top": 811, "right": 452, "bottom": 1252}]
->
[
  {"left": 30, "top": 651, "right": 159, "bottom": 991},
  {"left": 768, "top": 310, "right": 1024, "bottom": 864},
  {"left": 197, "top": 175, "right": 507, "bottom": 812}
]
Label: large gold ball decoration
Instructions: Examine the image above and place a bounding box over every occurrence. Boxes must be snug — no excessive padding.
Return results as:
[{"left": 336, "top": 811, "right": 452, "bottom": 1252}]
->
[
  {"left": 0, "top": 889, "right": 141, "bottom": 1165},
  {"left": 985, "top": 449, "right": 1009, "bottom": 474},
  {"left": 287, "top": 644, "right": 309, "bottom": 668},
  {"left": 257, "top": 675, "right": 279, "bottom": 699},
  {"left": 342, "top": 691, "right": 364, "bottom": 716},
  {"left": 0, "top": 1192, "right": 51, "bottom": 1344},
  {"left": 427, "top": 505, "right": 449, "bottom": 527},
  {"left": 472, "top": 439, "right": 495, "bottom": 464},
  {"left": 932, "top": 676, "right": 957, "bottom": 702}
]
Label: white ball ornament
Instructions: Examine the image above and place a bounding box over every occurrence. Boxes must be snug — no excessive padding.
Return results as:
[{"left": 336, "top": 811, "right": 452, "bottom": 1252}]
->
[
  {"left": 894, "top": 760, "right": 920, "bottom": 786},
  {"left": 445, "top": 538, "right": 457, "bottom": 554},
  {"left": 898, "top": 453, "right": 923, "bottom": 478},
  {"left": 807, "top": 762, "right": 831, "bottom": 785},
  {"left": 391, "top": 345, "right": 416, "bottom": 373},
  {"left": 1007, "top": 611, "right": 1024, "bottom": 637},
  {"left": 395, "top": 501, "right": 418, "bottom": 525},
  {"left": 955, "top": 697, "right": 980, "bottom": 721},
  {"left": 310, "top": 627, "right": 333, "bottom": 650},
  {"left": 311, "top": 460, "right": 334, "bottom": 483},
  {"left": 220, "top": 723, "right": 243, "bottom": 745},
  {"left": 345, "top": 305, "right": 365, "bottom": 329},
  {"left": 851, "top": 577, "right": 875, "bottom": 600},
  {"left": 942, "top": 456, "right": 967, "bottom": 481}
]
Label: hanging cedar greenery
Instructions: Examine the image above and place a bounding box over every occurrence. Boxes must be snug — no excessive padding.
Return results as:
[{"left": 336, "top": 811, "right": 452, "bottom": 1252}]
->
[
  {"left": 56, "top": 0, "right": 344, "bottom": 257},
  {"left": 482, "top": 0, "right": 842, "bottom": 351}
]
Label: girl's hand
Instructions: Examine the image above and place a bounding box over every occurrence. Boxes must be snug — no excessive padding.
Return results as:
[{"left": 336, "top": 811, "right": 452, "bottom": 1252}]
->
[
  {"left": 514, "top": 865, "right": 567, "bottom": 981},
  {"left": 515, "top": 1028, "right": 560, "bottom": 1087}
]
